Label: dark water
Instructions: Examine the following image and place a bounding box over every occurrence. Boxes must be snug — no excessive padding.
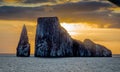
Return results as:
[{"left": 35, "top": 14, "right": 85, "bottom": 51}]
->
[{"left": 0, "top": 54, "right": 120, "bottom": 72}]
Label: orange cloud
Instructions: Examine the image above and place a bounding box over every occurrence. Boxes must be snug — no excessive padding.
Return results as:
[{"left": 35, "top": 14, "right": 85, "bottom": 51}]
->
[{"left": 2, "top": 0, "right": 23, "bottom": 3}]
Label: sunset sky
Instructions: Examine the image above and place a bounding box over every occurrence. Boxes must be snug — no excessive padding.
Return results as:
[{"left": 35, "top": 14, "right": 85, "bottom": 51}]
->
[{"left": 0, "top": 0, "right": 120, "bottom": 54}]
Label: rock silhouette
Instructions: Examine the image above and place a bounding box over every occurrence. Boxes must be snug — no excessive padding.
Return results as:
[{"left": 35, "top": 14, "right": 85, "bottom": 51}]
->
[
  {"left": 35, "top": 17, "right": 73, "bottom": 57},
  {"left": 16, "top": 24, "right": 30, "bottom": 57},
  {"left": 34, "top": 17, "right": 112, "bottom": 57},
  {"left": 83, "top": 39, "right": 112, "bottom": 57}
]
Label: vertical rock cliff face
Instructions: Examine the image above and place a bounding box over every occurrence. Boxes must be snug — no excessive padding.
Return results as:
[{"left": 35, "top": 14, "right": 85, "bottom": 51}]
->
[
  {"left": 35, "top": 17, "right": 73, "bottom": 57},
  {"left": 16, "top": 25, "right": 30, "bottom": 57},
  {"left": 34, "top": 17, "right": 112, "bottom": 57}
]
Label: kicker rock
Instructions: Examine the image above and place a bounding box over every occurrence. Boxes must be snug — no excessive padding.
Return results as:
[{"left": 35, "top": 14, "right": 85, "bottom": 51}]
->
[
  {"left": 83, "top": 39, "right": 112, "bottom": 57},
  {"left": 34, "top": 17, "right": 112, "bottom": 57},
  {"left": 16, "top": 24, "right": 30, "bottom": 57},
  {"left": 35, "top": 17, "right": 73, "bottom": 57}
]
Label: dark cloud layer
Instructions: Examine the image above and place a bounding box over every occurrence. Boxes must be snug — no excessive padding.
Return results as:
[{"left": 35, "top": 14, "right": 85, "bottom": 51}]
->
[
  {"left": 108, "top": 0, "right": 120, "bottom": 6},
  {"left": 0, "top": 0, "right": 79, "bottom": 4},
  {"left": 0, "top": 1, "right": 120, "bottom": 28},
  {"left": 23, "top": 0, "right": 55, "bottom": 3}
]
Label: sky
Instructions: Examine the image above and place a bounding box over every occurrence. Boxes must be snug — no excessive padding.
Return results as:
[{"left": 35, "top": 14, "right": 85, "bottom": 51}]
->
[{"left": 0, "top": 0, "right": 120, "bottom": 54}]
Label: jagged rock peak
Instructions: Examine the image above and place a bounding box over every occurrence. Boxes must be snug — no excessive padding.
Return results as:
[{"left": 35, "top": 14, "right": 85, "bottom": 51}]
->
[
  {"left": 84, "top": 39, "right": 94, "bottom": 44},
  {"left": 16, "top": 24, "right": 30, "bottom": 57},
  {"left": 21, "top": 24, "right": 28, "bottom": 41}
]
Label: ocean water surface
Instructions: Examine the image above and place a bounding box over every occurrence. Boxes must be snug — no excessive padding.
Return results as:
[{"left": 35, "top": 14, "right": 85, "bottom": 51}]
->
[{"left": 0, "top": 54, "right": 120, "bottom": 72}]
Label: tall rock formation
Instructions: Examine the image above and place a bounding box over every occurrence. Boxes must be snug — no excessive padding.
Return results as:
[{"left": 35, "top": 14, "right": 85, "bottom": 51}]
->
[
  {"left": 35, "top": 17, "right": 112, "bottom": 57},
  {"left": 16, "top": 24, "right": 30, "bottom": 57},
  {"left": 35, "top": 17, "right": 73, "bottom": 57}
]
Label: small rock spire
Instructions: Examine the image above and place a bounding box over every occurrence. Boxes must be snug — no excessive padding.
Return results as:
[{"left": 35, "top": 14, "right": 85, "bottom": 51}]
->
[{"left": 16, "top": 24, "right": 30, "bottom": 57}]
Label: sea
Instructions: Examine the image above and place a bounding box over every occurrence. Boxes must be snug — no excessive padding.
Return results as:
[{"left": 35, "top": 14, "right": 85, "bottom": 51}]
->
[{"left": 0, "top": 54, "right": 120, "bottom": 72}]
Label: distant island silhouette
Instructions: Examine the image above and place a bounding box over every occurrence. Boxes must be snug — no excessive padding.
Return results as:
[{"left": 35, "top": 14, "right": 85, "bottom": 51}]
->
[{"left": 16, "top": 17, "right": 112, "bottom": 57}]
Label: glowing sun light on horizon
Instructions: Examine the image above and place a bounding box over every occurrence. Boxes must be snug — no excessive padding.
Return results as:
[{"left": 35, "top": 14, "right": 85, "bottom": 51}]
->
[
  {"left": 61, "top": 22, "right": 92, "bottom": 30},
  {"left": 61, "top": 22, "right": 92, "bottom": 35}
]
